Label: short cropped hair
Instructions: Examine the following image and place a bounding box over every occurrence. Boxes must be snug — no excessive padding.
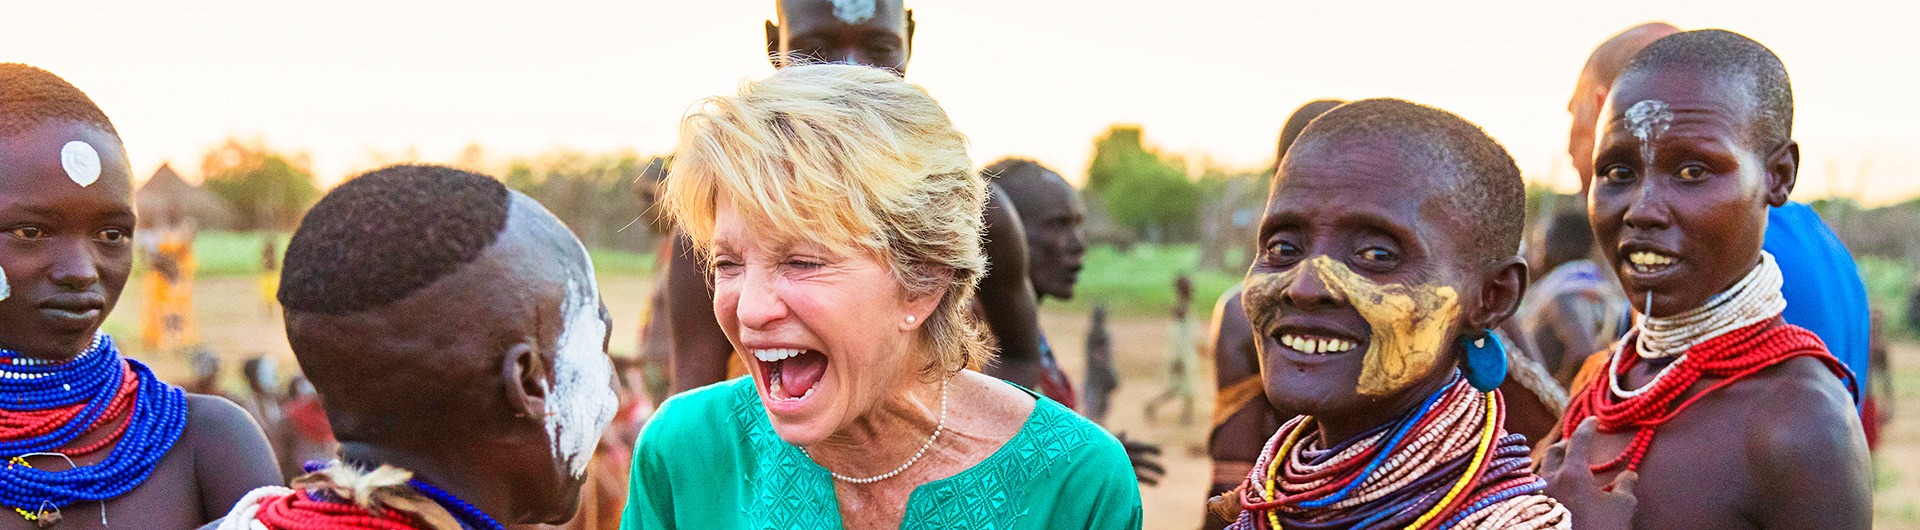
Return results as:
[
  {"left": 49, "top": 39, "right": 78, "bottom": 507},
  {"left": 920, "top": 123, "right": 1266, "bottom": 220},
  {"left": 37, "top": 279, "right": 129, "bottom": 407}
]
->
[
  {"left": 1275, "top": 99, "right": 1345, "bottom": 169},
  {"left": 1286, "top": 98, "right": 1525, "bottom": 265},
  {"left": 664, "top": 64, "right": 987, "bottom": 374},
  {"left": 984, "top": 158, "right": 1068, "bottom": 219},
  {"left": 0, "top": 63, "right": 118, "bottom": 138},
  {"left": 1621, "top": 29, "right": 1793, "bottom": 151},
  {"left": 281, "top": 164, "right": 511, "bottom": 315}
]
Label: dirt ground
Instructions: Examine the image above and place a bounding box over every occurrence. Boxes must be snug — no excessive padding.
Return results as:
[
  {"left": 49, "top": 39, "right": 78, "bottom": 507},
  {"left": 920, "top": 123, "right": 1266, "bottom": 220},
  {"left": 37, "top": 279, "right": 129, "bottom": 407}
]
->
[{"left": 105, "top": 275, "right": 1920, "bottom": 529}]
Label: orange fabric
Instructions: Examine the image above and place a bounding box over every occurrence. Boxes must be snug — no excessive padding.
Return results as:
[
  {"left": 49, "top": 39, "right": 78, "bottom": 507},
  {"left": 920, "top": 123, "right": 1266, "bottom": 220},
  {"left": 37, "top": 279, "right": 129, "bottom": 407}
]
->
[
  {"left": 1566, "top": 349, "right": 1613, "bottom": 402},
  {"left": 1211, "top": 376, "right": 1266, "bottom": 429}
]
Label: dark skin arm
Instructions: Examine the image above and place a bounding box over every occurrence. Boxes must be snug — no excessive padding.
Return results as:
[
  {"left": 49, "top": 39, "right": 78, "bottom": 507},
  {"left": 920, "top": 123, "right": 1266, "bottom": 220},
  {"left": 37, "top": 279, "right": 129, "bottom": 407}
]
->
[
  {"left": 187, "top": 393, "right": 284, "bottom": 521},
  {"left": 664, "top": 232, "right": 733, "bottom": 394},
  {"left": 1748, "top": 358, "right": 1872, "bottom": 529},
  {"left": 1202, "top": 290, "right": 1276, "bottom": 530},
  {"left": 977, "top": 184, "right": 1042, "bottom": 387}
]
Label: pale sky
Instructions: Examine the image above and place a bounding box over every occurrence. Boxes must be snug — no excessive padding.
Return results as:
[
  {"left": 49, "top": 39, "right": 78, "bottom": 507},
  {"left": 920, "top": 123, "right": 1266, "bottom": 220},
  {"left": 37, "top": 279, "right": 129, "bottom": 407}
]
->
[{"left": 4, "top": 1, "right": 1916, "bottom": 204}]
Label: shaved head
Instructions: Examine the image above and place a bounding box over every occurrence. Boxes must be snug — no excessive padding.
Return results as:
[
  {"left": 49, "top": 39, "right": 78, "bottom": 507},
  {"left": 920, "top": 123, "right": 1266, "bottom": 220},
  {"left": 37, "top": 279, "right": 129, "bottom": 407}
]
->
[
  {"left": 769, "top": 0, "right": 913, "bottom": 73},
  {"left": 1569, "top": 22, "right": 1681, "bottom": 187}
]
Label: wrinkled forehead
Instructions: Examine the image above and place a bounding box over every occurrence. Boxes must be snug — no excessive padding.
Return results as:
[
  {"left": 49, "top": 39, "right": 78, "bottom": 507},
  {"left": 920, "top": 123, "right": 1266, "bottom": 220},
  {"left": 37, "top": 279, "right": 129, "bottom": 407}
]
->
[
  {"left": 1276, "top": 136, "right": 1454, "bottom": 204},
  {"left": 709, "top": 188, "right": 874, "bottom": 259},
  {"left": 779, "top": 0, "right": 907, "bottom": 34}
]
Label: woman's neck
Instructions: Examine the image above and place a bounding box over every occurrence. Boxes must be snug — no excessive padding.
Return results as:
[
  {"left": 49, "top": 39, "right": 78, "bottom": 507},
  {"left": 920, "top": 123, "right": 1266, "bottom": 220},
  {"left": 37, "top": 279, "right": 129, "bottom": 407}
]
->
[
  {"left": 805, "top": 372, "right": 946, "bottom": 479},
  {"left": 1313, "top": 371, "right": 1456, "bottom": 445}
]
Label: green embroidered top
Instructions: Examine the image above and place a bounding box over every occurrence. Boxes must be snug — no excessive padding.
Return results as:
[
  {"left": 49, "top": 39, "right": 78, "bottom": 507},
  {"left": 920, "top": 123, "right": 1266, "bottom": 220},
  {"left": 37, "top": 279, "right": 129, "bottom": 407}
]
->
[{"left": 620, "top": 376, "right": 1143, "bottom": 529}]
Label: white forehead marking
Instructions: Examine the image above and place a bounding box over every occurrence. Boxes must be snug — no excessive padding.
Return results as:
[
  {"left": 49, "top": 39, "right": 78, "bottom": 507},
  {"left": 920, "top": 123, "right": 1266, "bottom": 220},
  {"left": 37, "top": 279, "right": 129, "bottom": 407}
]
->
[
  {"left": 0, "top": 265, "right": 10, "bottom": 302},
  {"left": 544, "top": 252, "right": 618, "bottom": 479},
  {"left": 61, "top": 141, "right": 101, "bottom": 187},
  {"left": 1625, "top": 99, "right": 1674, "bottom": 163},
  {"left": 830, "top": 0, "right": 876, "bottom": 24}
]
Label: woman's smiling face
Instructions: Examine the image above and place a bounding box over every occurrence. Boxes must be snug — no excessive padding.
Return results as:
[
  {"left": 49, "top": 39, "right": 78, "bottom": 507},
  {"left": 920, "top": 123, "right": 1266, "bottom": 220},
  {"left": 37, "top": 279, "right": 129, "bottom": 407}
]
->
[{"left": 709, "top": 196, "right": 931, "bottom": 446}]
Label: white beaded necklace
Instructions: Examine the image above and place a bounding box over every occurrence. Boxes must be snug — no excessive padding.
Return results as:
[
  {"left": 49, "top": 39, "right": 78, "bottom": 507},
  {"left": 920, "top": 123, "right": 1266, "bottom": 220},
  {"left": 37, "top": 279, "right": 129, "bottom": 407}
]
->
[
  {"left": 1611, "top": 252, "right": 1786, "bottom": 398},
  {"left": 1635, "top": 252, "right": 1785, "bottom": 360},
  {"left": 804, "top": 376, "right": 949, "bottom": 484}
]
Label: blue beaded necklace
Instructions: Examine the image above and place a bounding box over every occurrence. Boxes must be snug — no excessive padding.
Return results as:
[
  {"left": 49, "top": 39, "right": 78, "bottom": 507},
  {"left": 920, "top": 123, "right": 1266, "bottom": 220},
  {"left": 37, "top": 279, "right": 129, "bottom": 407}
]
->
[
  {"left": 406, "top": 479, "right": 506, "bottom": 530},
  {"left": 0, "top": 335, "right": 190, "bottom": 516}
]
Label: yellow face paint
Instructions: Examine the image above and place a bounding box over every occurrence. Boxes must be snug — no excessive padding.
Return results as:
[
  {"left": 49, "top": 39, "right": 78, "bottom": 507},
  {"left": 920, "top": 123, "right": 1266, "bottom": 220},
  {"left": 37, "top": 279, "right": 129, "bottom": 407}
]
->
[{"left": 1245, "top": 255, "right": 1461, "bottom": 396}]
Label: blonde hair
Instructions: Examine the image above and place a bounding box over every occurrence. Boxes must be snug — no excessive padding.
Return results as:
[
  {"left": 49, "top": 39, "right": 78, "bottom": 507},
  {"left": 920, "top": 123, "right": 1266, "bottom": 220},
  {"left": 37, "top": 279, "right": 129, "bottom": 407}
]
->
[{"left": 664, "top": 64, "right": 990, "bottom": 375}]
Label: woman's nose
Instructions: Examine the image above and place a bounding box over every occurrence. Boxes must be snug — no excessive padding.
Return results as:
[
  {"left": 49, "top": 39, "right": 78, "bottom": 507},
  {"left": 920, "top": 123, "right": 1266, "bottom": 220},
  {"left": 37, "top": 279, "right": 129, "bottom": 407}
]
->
[{"left": 734, "top": 267, "right": 790, "bottom": 330}]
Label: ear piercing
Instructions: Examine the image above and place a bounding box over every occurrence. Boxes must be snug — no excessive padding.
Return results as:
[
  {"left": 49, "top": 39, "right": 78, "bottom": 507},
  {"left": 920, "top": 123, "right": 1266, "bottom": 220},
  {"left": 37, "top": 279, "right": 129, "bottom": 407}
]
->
[{"left": 905, "top": 315, "right": 916, "bottom": 325}]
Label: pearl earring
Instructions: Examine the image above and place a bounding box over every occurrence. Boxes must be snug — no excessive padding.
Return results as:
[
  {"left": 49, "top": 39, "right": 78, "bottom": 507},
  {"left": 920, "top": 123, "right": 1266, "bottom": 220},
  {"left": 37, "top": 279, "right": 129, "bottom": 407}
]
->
[{"left": 905, "top": 315, "right": 916, "bottom": 324}]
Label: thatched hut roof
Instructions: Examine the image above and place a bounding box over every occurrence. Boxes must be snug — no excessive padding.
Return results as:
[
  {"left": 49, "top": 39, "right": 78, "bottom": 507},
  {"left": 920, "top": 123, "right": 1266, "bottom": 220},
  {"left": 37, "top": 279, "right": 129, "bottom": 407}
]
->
[{"left": 135, "top": 164, "right": 234, "bottom": 229}]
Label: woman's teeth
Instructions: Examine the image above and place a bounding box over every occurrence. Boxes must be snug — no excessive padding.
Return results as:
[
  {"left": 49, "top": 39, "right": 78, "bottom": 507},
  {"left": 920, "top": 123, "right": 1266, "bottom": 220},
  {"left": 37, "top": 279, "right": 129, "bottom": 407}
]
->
[
  {"left": 1280, "top": 334, "right": 1358, "bottom": 354},
  {"left": 755, "top": 348, "right": 827, "bottom": 401},
  {"left": 753, "top": 348, "right": 804, "bottom": 362},
  {"left": 1627, "top": 251, "right": 1677, "bottom": 273}
]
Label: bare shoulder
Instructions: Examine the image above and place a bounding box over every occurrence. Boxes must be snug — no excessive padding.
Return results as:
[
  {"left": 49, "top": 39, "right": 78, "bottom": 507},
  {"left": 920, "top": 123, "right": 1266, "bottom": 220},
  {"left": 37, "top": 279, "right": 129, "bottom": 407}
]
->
[
  {"left": 1733, "top": 357, "right": 1864, "bottom": 471},
  {"left": 182, "top": 393, "right": 269, "bottom": 443}
]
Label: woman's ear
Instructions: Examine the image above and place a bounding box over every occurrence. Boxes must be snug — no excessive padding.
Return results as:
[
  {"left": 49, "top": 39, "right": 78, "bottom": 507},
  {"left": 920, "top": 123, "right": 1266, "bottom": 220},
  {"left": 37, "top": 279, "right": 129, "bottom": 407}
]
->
[
  {"left": 1471, "top": 256, "right": 1530, "bottom": 332},
  {"left": 1764, "top": 140, "right": 1799, "bottom": 207},
  {"left": 502, "top": 341, "right": 548, "bottom": 424},
  {"left": 900, "top": 268, "right": 952, "bottom": 331}
]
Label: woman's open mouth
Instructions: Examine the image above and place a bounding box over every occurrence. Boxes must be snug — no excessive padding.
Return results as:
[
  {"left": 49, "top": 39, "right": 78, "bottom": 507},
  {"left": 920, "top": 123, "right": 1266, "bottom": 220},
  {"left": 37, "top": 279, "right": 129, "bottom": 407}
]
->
[{"left": 754, "top": 348, "right": 828, "bottom": 401}]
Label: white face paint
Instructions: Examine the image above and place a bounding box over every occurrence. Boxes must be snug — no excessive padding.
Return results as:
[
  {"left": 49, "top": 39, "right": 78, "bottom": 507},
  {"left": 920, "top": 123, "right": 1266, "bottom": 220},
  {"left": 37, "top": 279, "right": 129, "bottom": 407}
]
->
[
  {"left": 60, "top": 141, "right": 101, "bottom": 187},
  {"left": 543, "top": 253, "right": 618, "bottom": 479},
  {"left": 1625, "top": 99, "right": 1674, "bottom": 164},
  {"left": 830, "top": 0, "right": 876, "bottom": 24},
  {"left": 0, "top": 264, "right": 9, "bottom": 302}
]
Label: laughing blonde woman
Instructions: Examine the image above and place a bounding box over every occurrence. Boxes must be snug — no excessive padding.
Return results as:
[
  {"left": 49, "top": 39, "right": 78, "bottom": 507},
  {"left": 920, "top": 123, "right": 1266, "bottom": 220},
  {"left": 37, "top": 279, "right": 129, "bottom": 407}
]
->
[{"left": 620, "top": 64, "right": 1141, "bottom": 529}]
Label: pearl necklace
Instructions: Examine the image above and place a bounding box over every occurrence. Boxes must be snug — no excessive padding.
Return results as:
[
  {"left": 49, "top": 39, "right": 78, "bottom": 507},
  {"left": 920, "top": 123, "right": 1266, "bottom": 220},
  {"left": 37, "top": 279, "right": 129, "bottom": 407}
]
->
[{"left": 804, "top": 377, "right": 948, "bottom": 484}]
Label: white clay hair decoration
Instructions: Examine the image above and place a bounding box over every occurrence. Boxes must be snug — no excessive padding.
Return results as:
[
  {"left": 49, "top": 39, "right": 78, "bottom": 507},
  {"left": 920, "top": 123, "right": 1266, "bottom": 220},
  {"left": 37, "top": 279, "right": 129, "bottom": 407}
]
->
[{"left": 62, "top": 140, "right": 101, "bottom": 187}]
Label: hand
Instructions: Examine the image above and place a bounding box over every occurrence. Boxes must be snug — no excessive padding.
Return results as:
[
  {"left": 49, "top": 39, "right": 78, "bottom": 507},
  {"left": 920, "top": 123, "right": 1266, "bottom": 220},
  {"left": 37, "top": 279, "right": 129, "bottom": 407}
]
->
[
  {"left": 1541, "top": 417, "right": 1638, "bottom": 530},
  {"left": 1116, "top": 432, "right": 1165, "bottom": 486}
]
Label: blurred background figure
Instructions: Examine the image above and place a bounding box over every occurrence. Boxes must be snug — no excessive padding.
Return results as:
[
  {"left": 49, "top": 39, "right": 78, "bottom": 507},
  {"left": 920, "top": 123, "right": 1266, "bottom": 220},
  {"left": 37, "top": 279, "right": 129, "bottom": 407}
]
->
[
  {"left": 1082, "top": 304, "right": 1117, "bottom": 423},
  {"left": 631, "top": 157, "right": 674, "bottom": 406},
  {"left": 1511, "top": 209, "right": 1630, "bottom": 386},
  {"left": 141, "top": 206, "right": 200, "bottom": 354},
  {"left": 1146, "top": 274, "right": 1198, "bottom": 425},
  {"left": 259, "top": 237, "right": 280, "bottom": 317}
]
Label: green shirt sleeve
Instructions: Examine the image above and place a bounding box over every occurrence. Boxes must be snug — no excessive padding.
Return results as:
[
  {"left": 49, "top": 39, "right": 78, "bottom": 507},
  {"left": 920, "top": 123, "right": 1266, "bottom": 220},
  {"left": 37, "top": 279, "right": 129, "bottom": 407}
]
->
[
  {"left": 1042, "top": 419, "right": 1144, "bottom": 530},
  {"left": 620, "top": 380, "right": 748, "bottom": 530}
]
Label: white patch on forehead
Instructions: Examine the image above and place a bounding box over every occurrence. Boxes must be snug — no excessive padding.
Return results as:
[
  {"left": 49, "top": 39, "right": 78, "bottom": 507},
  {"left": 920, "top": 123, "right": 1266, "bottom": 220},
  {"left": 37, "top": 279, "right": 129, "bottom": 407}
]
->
[
  {"left": 830, "top": 0, "right": 877, "bottom": 23},
  {"left": 0, "top": 264, "right": 9, "bottom": 302},
  {"left": 1625, "top": 99, "right": 1674, "bottom": 163},
  {"left": 60, "top": 141, "right": 101, "bottom": 187},
  {"left": 544, "top": 253, "right": 618, "bottom": 479}
]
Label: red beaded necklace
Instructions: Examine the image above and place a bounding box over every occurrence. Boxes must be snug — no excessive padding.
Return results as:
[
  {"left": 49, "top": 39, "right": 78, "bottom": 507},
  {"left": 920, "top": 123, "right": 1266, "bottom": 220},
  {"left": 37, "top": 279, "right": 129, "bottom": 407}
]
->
[
  {"left": 251, "top": 490, "right": 431, "bottom": 530},
  {"left": 0, "top": 364, "right": 137, "bottom": 457},
  {"left": 1562, "top": 318, "right": 1852, "bottom": 473}
]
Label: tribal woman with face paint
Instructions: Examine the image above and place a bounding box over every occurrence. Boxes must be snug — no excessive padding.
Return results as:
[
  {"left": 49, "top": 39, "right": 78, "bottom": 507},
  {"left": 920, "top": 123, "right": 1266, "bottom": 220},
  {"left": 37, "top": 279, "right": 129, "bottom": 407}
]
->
[
  {"left": 205, "top": 165, "right": 622, "bottom": 529},
  {"left": 1542, "top": 30, "right": 1868, "bottom": 530},
  {"left": 0, "top": 63, "right": 282, "bottom": 530},
  {"left": 1212, "top": 99, "right": 1572, "bottom": 529},
  {"left": 622, "top": 64, "right": 1140, "bottom": 530}
]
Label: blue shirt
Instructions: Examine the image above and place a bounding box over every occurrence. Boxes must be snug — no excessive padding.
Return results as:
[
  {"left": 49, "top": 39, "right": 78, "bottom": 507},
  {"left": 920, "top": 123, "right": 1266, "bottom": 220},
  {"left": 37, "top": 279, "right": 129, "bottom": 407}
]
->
[{"left": 1766, "top": 202, "right": 1869, "bottom": 405}]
